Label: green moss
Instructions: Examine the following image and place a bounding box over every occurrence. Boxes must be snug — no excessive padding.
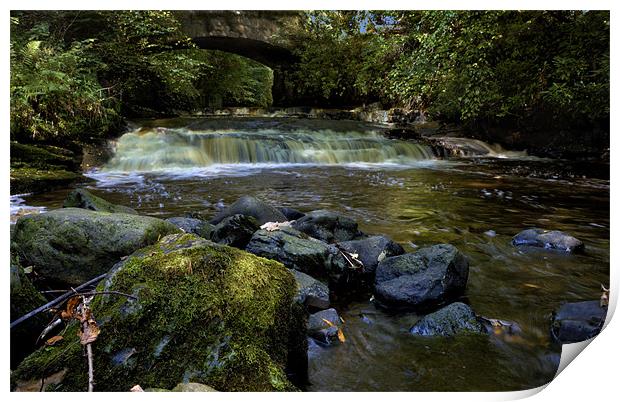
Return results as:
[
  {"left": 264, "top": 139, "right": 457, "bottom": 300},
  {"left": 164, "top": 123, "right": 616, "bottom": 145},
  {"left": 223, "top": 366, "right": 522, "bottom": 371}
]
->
[
  {"left": 12, "top": 233, "right": 306, "bottom": 391},
  {"left": 63, "top": 188, "right": 138, "bottom": 214},
  {"left": 10, "top": 166, "right": 82, "bottom": 195}
]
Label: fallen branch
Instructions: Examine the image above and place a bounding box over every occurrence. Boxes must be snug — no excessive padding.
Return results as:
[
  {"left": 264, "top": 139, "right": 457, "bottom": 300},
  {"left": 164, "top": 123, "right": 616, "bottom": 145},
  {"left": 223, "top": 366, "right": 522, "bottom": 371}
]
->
[{"left": 10, "top": 273, "right": 108, "bottom": 329}]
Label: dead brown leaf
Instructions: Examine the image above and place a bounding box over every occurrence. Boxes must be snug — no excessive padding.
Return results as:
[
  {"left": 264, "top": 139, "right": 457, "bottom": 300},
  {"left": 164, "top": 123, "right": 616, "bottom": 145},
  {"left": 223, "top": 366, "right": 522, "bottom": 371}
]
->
[
  {"left": 79, "top": 319, "right": 100, "bottom": 345},
  {"left": 45, "top": 335, "right": 64, "bottom": 346},
  {"left": 337, "top": 328, "right": 346, "bottom": 343}
]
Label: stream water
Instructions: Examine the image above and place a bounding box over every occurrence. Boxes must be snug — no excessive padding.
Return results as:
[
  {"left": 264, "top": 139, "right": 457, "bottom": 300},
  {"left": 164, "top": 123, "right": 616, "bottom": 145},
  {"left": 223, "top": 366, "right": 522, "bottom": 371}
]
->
[{"left": 12, "top": 117, "right": 610, "bottom": 391}]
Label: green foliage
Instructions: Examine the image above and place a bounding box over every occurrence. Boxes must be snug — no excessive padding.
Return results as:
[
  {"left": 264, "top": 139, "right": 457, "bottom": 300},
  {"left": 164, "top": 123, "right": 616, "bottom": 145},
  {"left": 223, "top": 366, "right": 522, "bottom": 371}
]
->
[
  {"left": 284, "top": 10, "right": 609, "bottom": 127},
  {"left": 10, "top": 16, "right": 121, "bottom": 143}
]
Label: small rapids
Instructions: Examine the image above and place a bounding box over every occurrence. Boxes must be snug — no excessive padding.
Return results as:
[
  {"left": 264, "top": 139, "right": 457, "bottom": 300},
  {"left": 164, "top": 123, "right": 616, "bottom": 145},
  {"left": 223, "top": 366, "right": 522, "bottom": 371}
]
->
[{"left": 100, "top": 127, "right": 436, "bottom": 172}]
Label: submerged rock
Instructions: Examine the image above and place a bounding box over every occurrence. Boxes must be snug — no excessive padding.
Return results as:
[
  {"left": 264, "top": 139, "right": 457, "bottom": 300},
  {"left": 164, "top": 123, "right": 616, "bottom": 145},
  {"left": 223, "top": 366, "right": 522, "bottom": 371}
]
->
[
  {"left": 307, "top": 308, "right": 342, "bottom": 344},
  {"left": 10, "top": 257, "right": 48, "bottom": 368},
  {"left": 374, "top": 244, "right": 469, "bottom": 310},
  {"left": 290, "top": 269, "right": 330, "bottom": 310},
  {"left": 512, "top": 228, "right": 584, "bottom": 253},
  {"left": 337, "top": 235, "right": 405, "bottom": 276},
  {"left": 210, "top": 196, "right": 286, "bottom": 225},
  {"left": 12, "top": 234, "right": 306, "bottom": 392},
  {"left": 551, "top": 300, "right": 607, "bottom": 343},
  {"left": 210, "top": 214, "right": 260, "bottom": 248},
  {"left": 165, "top": 217, "right": 215, "bottom": 239},
  {"left": 245, "top": 227, "right": 351, "bottom": 289},
  {"left": 280, "top": 207, "right": 305, "bottom": 221},
  {"left": 63, "top": 188, "right": 138, "bottom": 215},
  {"left": 11, "top": 208, "right": 180, "bottom": 286},
  {"left": 292, "top": 210, "right": 361, "bottom": 243},
  {"left": 410, "top": 302, "right": 485, "bottom": 337}
]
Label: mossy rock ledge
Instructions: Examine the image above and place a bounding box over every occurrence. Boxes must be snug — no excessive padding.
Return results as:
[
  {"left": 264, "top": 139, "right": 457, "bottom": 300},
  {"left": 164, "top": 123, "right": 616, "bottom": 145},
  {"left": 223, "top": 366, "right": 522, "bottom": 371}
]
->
[
  {"left": 11, "top": 208, "right": 181, "bottom": 286},
  {"left": 12, "top": 233, "right": 307, "bottom": 392}
]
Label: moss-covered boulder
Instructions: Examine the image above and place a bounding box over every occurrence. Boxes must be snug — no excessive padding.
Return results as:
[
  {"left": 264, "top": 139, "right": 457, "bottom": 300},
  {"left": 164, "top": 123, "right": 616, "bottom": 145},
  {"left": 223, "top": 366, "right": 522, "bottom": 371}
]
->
[
  {"left": 10, "top": 257, "right": 48, "bottom": 368},
  {"left": 12, "top": 208, "right": 180, "bottom": 286},
  {"left": 63, "top": 188, "right": 138, "bottom": 215},
  {"left": 409, "top": 302, "right": 485, "bottom": 337},
  {"left": 12, "top": 234, "right": 307, "bottom": 392}
]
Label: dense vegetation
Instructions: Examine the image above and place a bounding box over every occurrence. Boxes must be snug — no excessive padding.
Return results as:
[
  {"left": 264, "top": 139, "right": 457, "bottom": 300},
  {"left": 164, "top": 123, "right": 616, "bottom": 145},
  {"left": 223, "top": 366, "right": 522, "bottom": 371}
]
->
[
  {"left": 284, "top": 11, "right": 609, "bottom": 131},
  {"left": 10, "top": 10, "right": 609, "bottom": 147},
  {"left": 10, "top": 11, "right": 273, "bottom": 145}
]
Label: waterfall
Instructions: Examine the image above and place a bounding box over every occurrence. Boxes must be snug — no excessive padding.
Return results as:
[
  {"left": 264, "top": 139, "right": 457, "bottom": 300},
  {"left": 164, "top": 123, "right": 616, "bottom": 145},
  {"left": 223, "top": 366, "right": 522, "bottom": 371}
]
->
[{"left": 101, "top": 127, "right": 436, "bottom": 172}]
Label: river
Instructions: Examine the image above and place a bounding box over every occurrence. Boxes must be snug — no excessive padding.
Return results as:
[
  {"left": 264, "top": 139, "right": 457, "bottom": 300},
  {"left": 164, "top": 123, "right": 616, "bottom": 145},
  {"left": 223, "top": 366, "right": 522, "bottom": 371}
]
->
[{"left": 12, "top": 117, "right": 610, "bottom": 391}]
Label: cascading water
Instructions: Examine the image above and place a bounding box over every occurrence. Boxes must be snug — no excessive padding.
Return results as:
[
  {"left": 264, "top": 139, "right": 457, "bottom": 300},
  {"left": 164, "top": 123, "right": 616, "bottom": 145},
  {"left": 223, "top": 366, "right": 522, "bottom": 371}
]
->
[{"left": 100, "top": 126, "right": 436, "bottom": 172}]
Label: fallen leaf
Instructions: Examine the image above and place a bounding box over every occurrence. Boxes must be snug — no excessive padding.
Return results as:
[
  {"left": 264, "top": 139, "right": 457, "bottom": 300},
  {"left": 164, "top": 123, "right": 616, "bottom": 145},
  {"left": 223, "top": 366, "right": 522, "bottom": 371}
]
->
[
  {"left": 45, "top": 335, "right": 64, "bottom": 346},
  {"left": 62, "top": 296, "right": 81, "bottom": 320},
  {"left": 321, "top": 318, "right": 336, "bottom": 327},
  {"left": 130, "top": 384, "right": 144, "bottom": 392},
  {"left": 260, "top": 221, "right": 292, "bottom": 232},
  {"left": 601, "top": 284, "right": 609, "bottom": 307},
  {"left": 23, "top": 266, "right": 33, "bottom": 274},
  {"left": 79, "top": 319, "right": 100, "bottom": 345},
  {"left": 337, "top": 328, "right": 346, "bottom": 343},
  {"left": 523, "top": 283, "right": 540, "bottom": 289}
]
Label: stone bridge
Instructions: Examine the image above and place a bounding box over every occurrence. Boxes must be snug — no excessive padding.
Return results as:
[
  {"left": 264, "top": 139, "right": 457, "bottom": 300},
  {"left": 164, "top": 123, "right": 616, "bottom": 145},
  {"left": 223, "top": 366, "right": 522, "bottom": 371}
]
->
[{"left": 176, "top": 11, "right": 303, "bottom": 105}]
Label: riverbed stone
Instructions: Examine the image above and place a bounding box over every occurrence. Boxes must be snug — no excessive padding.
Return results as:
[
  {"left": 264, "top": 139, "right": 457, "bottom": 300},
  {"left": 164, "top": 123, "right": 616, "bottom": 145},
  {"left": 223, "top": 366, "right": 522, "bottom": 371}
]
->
[
  {"left": 245, "top": 227, "right": 351, "bottom": 289},
  {"left": 63, "top": 188, "right": 138, "bottom": 215},
  {"left": 290, "top": 269, "right": 330, "bottom": 310},
  {"left": 292, "top": 210, "right": 361, "bottom": 243},
  {"left": 210, "top": 214, "right": 260, "bottom": 248},
  {"left": 551, "top": 300, "right": 607, "bottom": 343},
  {"left": 11, "top": 233, "right": 306, "bottom": 392},
  {"left": 337, "top": 235, "right": 405, "bottom": 276},
  {"left": 210, "top": 195, "right": 287, "bottom": 225},
  {"left": 307, "top": 308, "right": 342, "bottom": 344},
  {"left": 374, "top": 244, "right": 469, "bottom": 310},
  {"left": 409, "top": 302, "right": 485, "bottom": 337},
  {"left": 512, "top": 228, "right": 584, "bottom": 253},
  {"left": 165, "top": 217, "right": 215, "bottom": 239},
  {"left": 279, "top": 207, "right": 305, "bottom": 221},
  {"left": 11, "top": 208, "right": 181, "bottom": 286}
]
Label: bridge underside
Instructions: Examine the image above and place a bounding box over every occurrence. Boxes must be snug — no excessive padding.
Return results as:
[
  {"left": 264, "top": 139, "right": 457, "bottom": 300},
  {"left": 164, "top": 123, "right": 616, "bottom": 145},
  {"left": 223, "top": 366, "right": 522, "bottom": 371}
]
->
[
  {"left": 192, "top": 36, "right": 296, "bottom": 69},
  {"left": 192, "top": 36, "right": 297, "bottom": 106}
]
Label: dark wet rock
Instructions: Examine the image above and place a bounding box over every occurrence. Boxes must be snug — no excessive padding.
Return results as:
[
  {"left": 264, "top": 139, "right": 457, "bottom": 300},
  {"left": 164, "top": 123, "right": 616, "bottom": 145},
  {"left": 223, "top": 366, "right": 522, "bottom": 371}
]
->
[
  {"left": 245, "top": 227, "right": 351, "bottom": 289},
  {"left": 290, "top": 269, "right": 330, "bottom": 310},
  {"left": 374, "top": 244, "right": 469, "bottom": 310},
  {"left": 512, "top": 228, "right": 584, "bottom": 253},
  {"left": 280, "top": 207, "right": 305, "bottom": 221},
  {"left": 210, "top": 214, "right": 260, "bottom": 248},
  {"left": 11, "top": 208, "right": 181, "bottom": 286},
  {"left": 551, "top": 300, "right": 607, "bottom": 343},
  {"left": 337, "top": 235, "right": 405, "bottom": 276},
  {"left": 409, "top": 302, "right": 485, "bottom": 337},
  {"left": 11, "top": 233, "right": 306, "bottom": 391},
  {"left": 292, "top": 210, "right": 361, "bottom": 243},
  {"left": 307, "top": 308, "right": 342, "bottom": 344},
  {"left": 63, "top": 188, "right": 138, "bottom": 215},
  {"left": 10, "top": 257, "right": 48, "bottom": 368},
  {"left": 210, "top": 196, "right": 286, "bottom": 225},
  {"left": 165, "top": 217, "right": 215, "bottom": 239}
]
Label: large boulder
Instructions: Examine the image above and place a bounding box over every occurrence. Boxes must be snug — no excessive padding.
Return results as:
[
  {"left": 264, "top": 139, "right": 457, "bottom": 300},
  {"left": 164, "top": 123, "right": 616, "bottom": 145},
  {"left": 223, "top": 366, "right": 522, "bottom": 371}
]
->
[
  {"left": 409, "top": 302, "right": 485, "bottom": 337},
  {"left": 11, "top": 234, "right": 307, "bottom": 392},
  {"left": 512, "top": 228, "right": 584, "bottom": 253},
  {"left": 245, "top": 227, "right": 352, "bottom": 289},
  {"left": 11, "top": 208, "right": 180, "bottom": 286},
  {"left": 292, "top": 210, "right": 361, "bottom": 243},
  {"left": 210, "top": 196, "right": 286, "bottom": 225},
  {"left": 551, "top": 300, "right": 607, "bottom": 343},
  {"left": 165, "top": 217, "right": 215, "bottom": 239},
  {"left": 10, "top": 257, "right": 48, "bottom": 368},
  {"left": 374, "top": 244, "right": 469, "bottom": 310},
  {"left": 307, "top": 308, "right": 342, "bottom": 344},
  {"left": 210, "top": 214, "right": 260, "bottom": 249},
  {"left": 337, "top": 235, "right": 405, "bottom": 276},
  {"left": 290, "top": 269, "right": 330, "bottom": 310},
  {"left": 63, "top": 188, "right": 138, "bottom": 215}
]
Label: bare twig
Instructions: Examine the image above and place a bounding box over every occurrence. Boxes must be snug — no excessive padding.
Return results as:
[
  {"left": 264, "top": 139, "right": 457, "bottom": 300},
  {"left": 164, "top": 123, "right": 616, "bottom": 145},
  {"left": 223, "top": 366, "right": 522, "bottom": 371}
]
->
[
  {"left": 10, "top": 273, "right": 108, "bottom": 329},
  {"left": 80, "top": 296, "right": 95, "bottom": 392}
]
